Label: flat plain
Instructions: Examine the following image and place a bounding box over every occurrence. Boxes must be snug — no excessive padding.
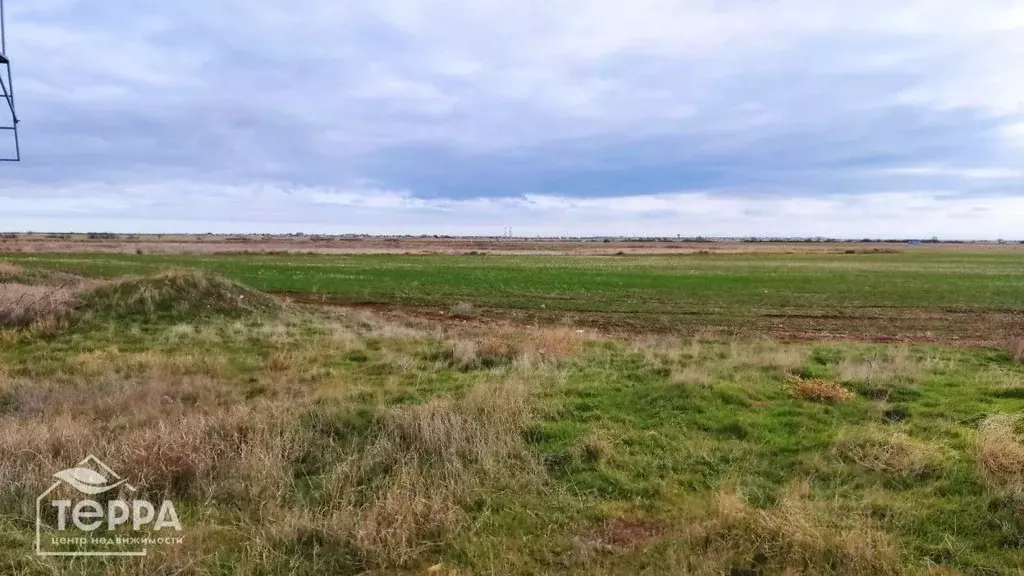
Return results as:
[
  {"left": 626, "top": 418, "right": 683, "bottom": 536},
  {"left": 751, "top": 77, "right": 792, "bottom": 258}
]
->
[
  {"left": 4, "top": 248, "right": 1024, "bottom": 342},
  {"left": 0, "top": 243, "right": 1022, "bottom": 575}
]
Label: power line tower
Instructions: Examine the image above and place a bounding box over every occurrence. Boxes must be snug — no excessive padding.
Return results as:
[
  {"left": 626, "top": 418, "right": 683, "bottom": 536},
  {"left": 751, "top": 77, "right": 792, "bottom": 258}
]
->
[{"left": 0, "top": 0, "right": 19, "bottom": 161}]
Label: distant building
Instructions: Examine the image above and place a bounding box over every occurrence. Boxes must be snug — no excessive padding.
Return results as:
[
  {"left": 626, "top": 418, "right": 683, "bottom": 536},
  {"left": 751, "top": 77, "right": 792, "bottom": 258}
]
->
[{"left": 908, "top": 240, "right": 922, "bottom": 245}]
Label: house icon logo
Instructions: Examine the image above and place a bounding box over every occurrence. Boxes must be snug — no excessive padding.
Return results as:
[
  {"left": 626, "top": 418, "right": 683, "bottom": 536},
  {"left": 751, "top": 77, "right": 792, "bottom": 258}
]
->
[{"left": 48, "top": 455, "right": 134, "bottom": 496}]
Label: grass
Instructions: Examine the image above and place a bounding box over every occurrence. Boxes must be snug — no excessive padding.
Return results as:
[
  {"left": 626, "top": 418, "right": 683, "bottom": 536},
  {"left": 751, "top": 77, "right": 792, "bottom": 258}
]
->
[
  {"left": 831, "top": 425, "right": 944, "bottom": 477},
  {"left": 73, "top": 270, "right": 281, "bottom": 324},
  {"left": 4, "top": 250, "right": 1024, "bottom": 340},
  {"left": 976, "top": 414, "right": 1024, "bottom": 508},
  {"left": 1, "top": 260, "right": 1023, "bottom": 574},
  {"left": 676, "top": 482, "right": 903, "bottom": 575}
]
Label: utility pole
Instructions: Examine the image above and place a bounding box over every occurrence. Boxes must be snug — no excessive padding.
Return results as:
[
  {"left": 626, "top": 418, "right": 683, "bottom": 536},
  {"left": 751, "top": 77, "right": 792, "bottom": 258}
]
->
[{"left": 0, "top": 0, "right": 19, "bottom": 161}]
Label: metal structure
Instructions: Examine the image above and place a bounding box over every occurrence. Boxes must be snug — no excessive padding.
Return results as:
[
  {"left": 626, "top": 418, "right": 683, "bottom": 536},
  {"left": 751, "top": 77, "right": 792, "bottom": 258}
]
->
[{"left": 0, "top": 0, "right": 19, "bottom": 161}]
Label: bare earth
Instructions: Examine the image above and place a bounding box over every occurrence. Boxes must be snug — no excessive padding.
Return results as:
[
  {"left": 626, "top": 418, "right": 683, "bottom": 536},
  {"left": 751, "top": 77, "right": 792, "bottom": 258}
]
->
[{"left": 2, "top": 233, "right": 1023, "bottom": 255}]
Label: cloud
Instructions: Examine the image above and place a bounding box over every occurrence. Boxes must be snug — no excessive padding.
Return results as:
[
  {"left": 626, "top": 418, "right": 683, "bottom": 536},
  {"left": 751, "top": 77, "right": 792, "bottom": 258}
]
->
[
  {"left": 2, "top": 182, "right": 1023, "bottom": 240},
  {"left": 874, "top": 166, "right": 1024, "bottom": 179},
  {"left": 2, "top": 1, "right": 1024, "bottom": 236},
  {"left": 1001, "top": 122, "right": 1024, "bottom": 148}
]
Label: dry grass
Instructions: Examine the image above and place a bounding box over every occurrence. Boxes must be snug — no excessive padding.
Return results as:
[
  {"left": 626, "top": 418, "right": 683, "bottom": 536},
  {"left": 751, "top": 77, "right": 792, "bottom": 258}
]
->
[
  {"left": 449, "top": 302, "right": 477, "bottom": 318},
  {"left": 0, "top": 349, "right": 540, "bottom": 571},
  {"left": 384, "top": 380, "right": 531, "bottom": 473},
  {"left": 837, "top": 347, "right": 946, "bottom": 386},
  {"left": 450, "top": 336, "right": 515, "bottom": 369},
  {"left": 0, "top": 260, "right": 24, "bottom": 276},
  {"left": 70, "top": 348, "right": 231, "bottom": 379},
  {"left": 344, "top": 308, "right": 432, "bottom": 340},
  {"left": 832, "top": 426, "right": 943, "bottom": 477},
  {"left": 839, "top": 357, "right": 880, "bottom": 383},
  {"left": 265, "top": 348, "right": 295, "bottom": 372},
  {"left": 1008, "top": 338, "right": 1024, "bottom": 363},
  {"left": 671, "top": 364, "right": 714, "bottom": 386},
  {"left": 528, "top": 326, "right": 584, "bottom": 359},
  {"left": 296, "top": 379, "right": 539, "bottom": 568},
  {"left": 975, "top": 414, "right": 1024, "bottom": 505},
  {"left": 1, "top": 370, "right": 219, "bottom": 419},
  {"left": 581, "top": 432, "right": 614, "bottom": 463},
  {"left": 679, "top": 481, "right": 902, "bottom": 576},
  {"left": 0, "top": 282, "right": 78, "bottom": 327},
  {"left": 634, "top": 339, "right": 808, "bottom": 387},
  {"left": 441, "top": 327, "right": 583, "bottom": 370},
  {"left": 792, "top": 379, "right": 855, "bottom": 403},
  {"left": 629, "top": 335, "right": 687, "bottom": 363},
  {"left": 729, "top": 341, "right": 808, "bottom": 372},
  {"left": 0, "top": 370, "right": 301, "bottom": 508}
]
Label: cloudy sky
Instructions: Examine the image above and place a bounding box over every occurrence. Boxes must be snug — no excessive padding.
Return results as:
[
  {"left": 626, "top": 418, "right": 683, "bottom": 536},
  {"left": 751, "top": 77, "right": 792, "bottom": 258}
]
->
[{"left": 2, "top": 0, "right": 1024, "bottom": 238}]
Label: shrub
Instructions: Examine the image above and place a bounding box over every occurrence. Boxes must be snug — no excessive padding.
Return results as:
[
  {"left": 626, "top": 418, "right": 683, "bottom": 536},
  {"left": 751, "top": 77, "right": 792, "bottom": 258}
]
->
[
  {"left": 86, "top": 232, "right": 119, "bottom": 240},
  {"left": 792, "top": 379, "right": 854, "bottom": 403}
]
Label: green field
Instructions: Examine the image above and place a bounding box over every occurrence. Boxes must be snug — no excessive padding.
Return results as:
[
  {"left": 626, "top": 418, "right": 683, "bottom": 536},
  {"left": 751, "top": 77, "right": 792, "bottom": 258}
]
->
[
  {"left": 1, "top": 254, "right": 1023, "bottom": 575},
  {"left": 5, "top": 250, "right": 1024, "bottom": 339}
]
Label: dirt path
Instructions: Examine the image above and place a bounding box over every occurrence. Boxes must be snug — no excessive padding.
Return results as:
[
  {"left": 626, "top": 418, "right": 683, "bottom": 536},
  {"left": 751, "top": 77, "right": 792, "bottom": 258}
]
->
[{"left": 284, "top": 293, "right": 1019, "bottom": 347}]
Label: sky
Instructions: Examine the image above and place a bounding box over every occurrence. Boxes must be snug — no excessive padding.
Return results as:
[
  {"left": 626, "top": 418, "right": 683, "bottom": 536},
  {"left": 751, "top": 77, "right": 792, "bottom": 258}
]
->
[{"left": 2, "top": 0, "right": 1024, "bottom": 238}]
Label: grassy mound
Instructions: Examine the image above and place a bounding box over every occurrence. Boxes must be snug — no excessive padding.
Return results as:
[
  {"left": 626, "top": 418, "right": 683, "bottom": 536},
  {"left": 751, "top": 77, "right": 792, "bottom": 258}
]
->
[{"left": 73, "top": 270, "right": 281, "bottom": 324}]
